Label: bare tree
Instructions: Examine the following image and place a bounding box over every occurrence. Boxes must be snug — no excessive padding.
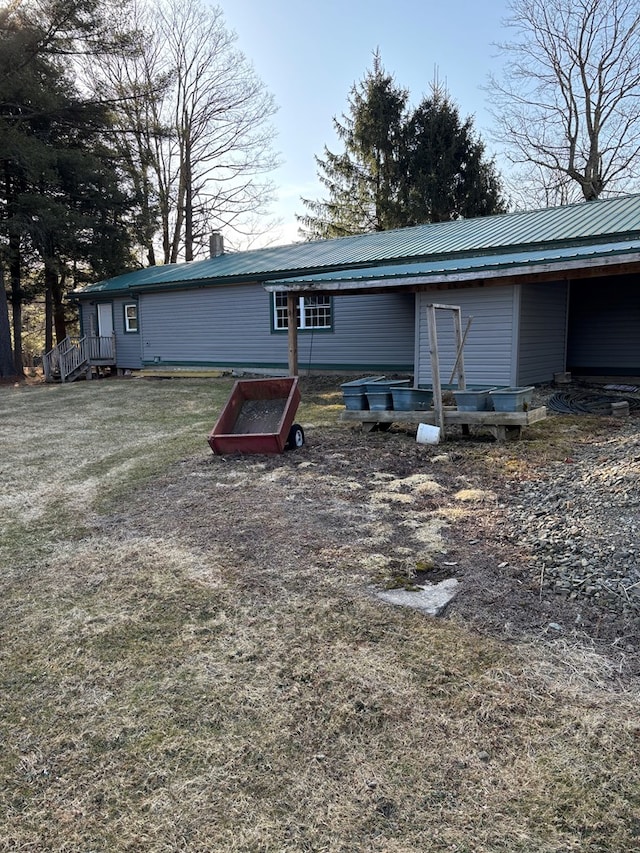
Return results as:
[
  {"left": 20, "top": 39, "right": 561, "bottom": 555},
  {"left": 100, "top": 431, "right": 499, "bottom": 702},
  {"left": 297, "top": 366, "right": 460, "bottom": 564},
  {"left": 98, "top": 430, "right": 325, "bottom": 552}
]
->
[
  {"left": 94, "top": 0, "right": 280, "bottom": 263},
  {"left": 87, "top": 0, "right": 168, "bottom": 265},
  {"left": 489, "top": 0, "right": 640, "bottom": 203}
]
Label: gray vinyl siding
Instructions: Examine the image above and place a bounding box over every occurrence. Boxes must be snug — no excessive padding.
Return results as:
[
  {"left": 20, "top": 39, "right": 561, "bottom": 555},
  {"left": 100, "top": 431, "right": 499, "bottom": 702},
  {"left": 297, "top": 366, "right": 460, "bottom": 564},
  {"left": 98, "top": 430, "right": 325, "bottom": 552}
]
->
[
  {"left": 79, "top": 300, "right": 93, "bottom": 338},
  {"left": 567, "top": 274, "right": 640, "bottom": 375},
  {"left": 327, "top": 291, "right": 414, "bottom": 370},
  {"left": 114, "top": 298, "right": 142, "bottom": 368},
  {"left": 517, "top": 282, "right": 568, "bottom": 385},
  {"left": 138, "top": 284, "right": 414, "bottom": 372},
  {"left": 416, "top": 286, "right": 517, "bottom": 387}
]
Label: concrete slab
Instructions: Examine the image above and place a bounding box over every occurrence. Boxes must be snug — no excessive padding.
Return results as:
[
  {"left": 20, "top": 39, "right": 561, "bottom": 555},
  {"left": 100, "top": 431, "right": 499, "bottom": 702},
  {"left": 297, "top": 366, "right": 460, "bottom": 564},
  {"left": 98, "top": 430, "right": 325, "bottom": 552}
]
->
[{"left": 375, "top": 578, "right": 460, "bottom": 616}]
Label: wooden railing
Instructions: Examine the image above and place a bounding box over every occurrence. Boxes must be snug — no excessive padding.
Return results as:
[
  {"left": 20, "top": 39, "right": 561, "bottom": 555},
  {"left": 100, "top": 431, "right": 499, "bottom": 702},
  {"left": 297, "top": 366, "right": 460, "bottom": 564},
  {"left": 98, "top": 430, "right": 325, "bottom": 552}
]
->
[
  {"left": 59, "top": 336, "right": 89, "bottom": 382},
  {"left": 87, "top": 335, "right": 116, "bottom": 362},
  {"left": 43, "top": 335, "right": 116, "bottom": 382},
  {"left": 42, "top": 342, "right": 61, "bottom": 382}
]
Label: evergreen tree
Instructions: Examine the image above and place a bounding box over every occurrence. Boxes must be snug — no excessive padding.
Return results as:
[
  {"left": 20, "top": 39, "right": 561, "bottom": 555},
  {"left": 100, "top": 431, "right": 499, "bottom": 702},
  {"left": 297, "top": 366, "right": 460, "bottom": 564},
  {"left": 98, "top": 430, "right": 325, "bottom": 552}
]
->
[
  {"left": 299, "top": 59, "right": 506, "bottom": 239},
  {"left": 0, "top": 0, "right": 137, "bottom": 365},
  {"left": 299, "top": 53, "right": 409, "bottom": 238},
  {"left": 404, "top": 82, "right": 505, "bottom": 224},
  {"left": 0, "top": 263, "right": 17, "bottom": 379}
]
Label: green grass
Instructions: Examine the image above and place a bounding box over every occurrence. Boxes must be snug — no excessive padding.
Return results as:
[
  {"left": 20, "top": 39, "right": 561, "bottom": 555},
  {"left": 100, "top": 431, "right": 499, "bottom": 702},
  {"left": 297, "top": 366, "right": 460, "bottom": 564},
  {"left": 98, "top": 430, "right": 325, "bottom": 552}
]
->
[{"left": 1, "top": 376, "right": 639, "bottom": 852}]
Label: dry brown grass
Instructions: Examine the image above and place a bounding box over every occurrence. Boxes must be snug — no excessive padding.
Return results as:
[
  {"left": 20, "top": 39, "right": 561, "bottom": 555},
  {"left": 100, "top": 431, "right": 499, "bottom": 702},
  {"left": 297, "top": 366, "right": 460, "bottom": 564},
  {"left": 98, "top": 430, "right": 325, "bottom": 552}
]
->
[{"left": 1, "top": 377, "right": 639, "bottom": 852}]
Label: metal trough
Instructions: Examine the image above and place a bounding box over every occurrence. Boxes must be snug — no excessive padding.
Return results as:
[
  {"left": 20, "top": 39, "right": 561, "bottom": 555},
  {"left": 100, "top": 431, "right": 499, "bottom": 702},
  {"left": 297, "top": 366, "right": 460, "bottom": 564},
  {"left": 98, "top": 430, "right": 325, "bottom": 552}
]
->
[{"left": 208, "top": 377, "right": 303, "bottom": 455}]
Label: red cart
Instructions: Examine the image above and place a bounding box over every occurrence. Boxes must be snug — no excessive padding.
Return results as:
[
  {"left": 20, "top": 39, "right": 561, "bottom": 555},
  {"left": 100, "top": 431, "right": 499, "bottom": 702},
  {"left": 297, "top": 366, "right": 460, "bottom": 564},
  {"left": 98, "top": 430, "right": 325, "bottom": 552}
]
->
[{"left": 208, "top": 377, "right": 304, "bottom": 455}]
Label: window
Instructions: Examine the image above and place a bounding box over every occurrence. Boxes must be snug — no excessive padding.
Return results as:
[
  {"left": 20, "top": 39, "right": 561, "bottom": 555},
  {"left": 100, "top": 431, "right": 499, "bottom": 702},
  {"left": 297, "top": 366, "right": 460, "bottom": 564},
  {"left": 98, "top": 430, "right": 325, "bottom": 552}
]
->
[
  {"left": 124, "top": 303, "right": 138, "bottom": 333},
  {"left": 273, "top": 293, "right": 332, "bottom": 331}
]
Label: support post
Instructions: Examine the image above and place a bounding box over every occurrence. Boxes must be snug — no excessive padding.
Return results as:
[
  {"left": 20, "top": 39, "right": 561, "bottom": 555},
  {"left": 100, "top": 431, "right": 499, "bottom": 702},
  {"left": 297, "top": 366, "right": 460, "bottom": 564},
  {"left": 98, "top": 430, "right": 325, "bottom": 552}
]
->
[
  {"left": 427, "top": 303, "right": 472, "bottom": 439},
  {"left": 287, "top": 294, "right": 298, "bottom": 376},
  {"left": 426, "top": 304, "right": 444, "bottom": 435}
]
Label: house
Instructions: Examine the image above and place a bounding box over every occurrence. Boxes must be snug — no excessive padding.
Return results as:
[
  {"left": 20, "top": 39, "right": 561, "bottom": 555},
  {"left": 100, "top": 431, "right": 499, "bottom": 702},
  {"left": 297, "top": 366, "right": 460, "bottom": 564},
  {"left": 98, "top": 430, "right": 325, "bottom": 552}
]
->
[{"left": 66, "top": 194, "right": 640, "bottom": 386}]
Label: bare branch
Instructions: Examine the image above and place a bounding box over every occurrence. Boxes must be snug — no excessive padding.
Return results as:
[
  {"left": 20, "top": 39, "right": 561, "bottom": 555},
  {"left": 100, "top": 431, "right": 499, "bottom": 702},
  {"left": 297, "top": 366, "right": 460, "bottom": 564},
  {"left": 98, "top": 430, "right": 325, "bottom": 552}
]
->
[
  {"left": 489, "top": 0, "right": 640, "bottom": 201},
  {"left": 90, "top": 0, "right": 280, "bottom": 261}
]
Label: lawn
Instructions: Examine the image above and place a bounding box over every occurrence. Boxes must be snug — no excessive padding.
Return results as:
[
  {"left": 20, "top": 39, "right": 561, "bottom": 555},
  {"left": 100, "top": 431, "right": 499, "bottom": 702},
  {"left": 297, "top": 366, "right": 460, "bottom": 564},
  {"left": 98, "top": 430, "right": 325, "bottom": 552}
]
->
[{"left": 1, "top": 376, "right": 639, "bottom": 852}]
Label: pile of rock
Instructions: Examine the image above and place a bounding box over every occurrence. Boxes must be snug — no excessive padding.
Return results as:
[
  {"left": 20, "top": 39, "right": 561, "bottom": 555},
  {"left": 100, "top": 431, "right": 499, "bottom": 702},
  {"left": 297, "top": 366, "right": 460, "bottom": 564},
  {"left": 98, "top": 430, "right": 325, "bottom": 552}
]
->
[{"left": 504, "top": 420, "right": 640, "bottom": 617}]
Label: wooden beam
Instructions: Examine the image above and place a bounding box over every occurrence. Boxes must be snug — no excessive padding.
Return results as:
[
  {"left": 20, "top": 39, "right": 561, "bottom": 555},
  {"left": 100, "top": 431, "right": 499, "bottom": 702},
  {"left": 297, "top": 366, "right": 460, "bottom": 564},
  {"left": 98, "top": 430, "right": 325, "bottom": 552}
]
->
[
  {"left": 339, "top": 406, "right": 547, "bottom": 427},
  {"left": 287, "top": 294, "right": 298, "bottom": 376},
  {"left": 450, "top": 310, "right": 471, "bottom": 390},
  {"left": 263, "top": 254, "right": 640, "bottom": 300},
  {"left": 426, "top": 304, "right": 445, "bottom": 435}
]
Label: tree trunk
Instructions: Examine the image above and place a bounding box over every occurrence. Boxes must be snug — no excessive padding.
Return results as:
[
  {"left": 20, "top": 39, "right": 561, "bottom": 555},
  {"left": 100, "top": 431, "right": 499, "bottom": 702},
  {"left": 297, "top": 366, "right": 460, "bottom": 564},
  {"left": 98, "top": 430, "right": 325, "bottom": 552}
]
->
[
  {"left": 184, "top": 137, "right": 193, "bottom": 262},
  {"left": 8, "top": 235, "right": 24, "bottom": 376},
  {"left": 0, "top": 265, "right": 19, "bottom": 380},
  {"left": 45, "top": 264, "right": 67, "bottom": 344},
  {"left": 170, "top": 165, "right": 186, "bottom": 264},
  {"left": 45, "top": 285, "right": 53, "bottom": 353},
  {"left": 10, "top": 292, "right": 23, "bottom": 375}
]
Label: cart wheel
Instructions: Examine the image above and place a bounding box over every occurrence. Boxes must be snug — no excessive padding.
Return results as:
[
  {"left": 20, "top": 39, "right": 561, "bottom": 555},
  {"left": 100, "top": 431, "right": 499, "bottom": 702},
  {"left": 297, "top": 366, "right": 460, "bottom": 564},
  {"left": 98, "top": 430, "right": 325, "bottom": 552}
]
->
[{"left": 287, "top": 423, "right": 305, "bottom": 450}]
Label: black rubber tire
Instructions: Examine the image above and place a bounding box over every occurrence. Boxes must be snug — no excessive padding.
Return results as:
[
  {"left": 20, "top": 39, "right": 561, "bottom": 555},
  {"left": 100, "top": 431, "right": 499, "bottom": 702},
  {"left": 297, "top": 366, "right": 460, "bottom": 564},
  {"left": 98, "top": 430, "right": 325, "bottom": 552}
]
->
[{"left": 286, "top": 423, "right": 305, "bottom": 450}]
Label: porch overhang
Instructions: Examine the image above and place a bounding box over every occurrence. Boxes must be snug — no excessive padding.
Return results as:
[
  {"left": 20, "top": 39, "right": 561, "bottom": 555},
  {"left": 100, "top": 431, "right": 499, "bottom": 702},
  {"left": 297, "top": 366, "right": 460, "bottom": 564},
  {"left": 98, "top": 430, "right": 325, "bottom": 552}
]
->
[
  {"left": 263, "top": 238, "right": 640, "bottom": 378},
  {"left": 263, "top": 240, "right": 640, "bottom": 295}
]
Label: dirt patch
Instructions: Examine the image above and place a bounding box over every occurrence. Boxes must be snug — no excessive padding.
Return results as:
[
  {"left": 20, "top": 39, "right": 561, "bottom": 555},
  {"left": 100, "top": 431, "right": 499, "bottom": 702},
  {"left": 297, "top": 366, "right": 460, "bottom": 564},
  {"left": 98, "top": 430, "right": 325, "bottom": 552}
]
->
[
  {"left": 4, "top": 375, "right": 640, "bottom": 850},
  {"left": 231, "top": 398, "right": 288, "bottom": 434},
  {"left": 108, "top": 380, "right": 640, "bottom": 675}
]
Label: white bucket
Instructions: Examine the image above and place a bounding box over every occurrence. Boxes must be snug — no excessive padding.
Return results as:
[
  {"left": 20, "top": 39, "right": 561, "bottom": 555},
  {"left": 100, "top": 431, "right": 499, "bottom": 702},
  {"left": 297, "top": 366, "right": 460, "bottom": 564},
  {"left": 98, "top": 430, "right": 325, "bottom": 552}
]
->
[{"left": 416, "top": 423, "right": 441, "bottom": 445}]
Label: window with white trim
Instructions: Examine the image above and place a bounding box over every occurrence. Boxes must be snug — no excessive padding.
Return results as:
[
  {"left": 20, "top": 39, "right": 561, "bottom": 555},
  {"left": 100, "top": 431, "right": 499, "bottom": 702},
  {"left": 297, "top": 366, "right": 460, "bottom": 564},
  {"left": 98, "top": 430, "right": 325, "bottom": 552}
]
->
[
  {"left": 124, "top": 303, "right": 139, "bottom": 333},
  {"left": 273, "top": 293, "right": 332, "bottom": 330}
]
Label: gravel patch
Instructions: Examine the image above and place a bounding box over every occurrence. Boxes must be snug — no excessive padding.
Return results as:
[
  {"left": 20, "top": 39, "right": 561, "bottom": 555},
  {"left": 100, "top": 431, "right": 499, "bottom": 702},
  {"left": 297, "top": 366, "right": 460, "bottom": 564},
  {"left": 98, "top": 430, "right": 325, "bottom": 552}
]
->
[{"left": 505, "top": 419, "right": 640, "bottom": 617}]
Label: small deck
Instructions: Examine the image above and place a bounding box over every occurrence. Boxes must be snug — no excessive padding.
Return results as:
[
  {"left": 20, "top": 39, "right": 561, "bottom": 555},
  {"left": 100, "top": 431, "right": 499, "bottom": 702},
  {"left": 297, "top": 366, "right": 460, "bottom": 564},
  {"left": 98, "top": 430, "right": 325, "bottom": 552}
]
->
[
  {"left": 43, "top": 335, "right": 116, "bottom": 383},
  {"left": 339, "top": 405, "right": 548, "bottom": 441}
]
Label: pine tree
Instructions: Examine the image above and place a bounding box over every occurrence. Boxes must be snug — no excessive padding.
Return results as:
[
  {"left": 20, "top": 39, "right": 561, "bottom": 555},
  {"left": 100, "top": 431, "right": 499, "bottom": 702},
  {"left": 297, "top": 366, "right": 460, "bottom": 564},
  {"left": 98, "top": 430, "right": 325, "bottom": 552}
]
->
[
  {"left": 299, "top": 53, "right": 408, "bottom": 239},
  {"left": 299, "top": 59, "right": 506, "bottom": 239},
  {"left": 403, "top": 82, "right": 506, "bottom": 224},
  {"left": 0, "top": 264, "right": 17, "bottom": 378},
  {"left": 0, "top": 0, "right": 138, "bottom": 363}
]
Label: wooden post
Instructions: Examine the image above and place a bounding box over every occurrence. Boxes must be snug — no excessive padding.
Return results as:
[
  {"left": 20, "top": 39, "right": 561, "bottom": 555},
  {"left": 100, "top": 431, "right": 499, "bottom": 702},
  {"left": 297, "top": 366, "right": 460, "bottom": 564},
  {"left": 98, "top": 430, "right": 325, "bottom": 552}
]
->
[
  {"left": 427, "top": 303, "right": 473, "bottom": 439},
  {"left": 287, "top": 293, "right": 298, "bottom": 376},
  {"left": 449, "top": 311, "right": 471, "bottom": 389},
  {"left": 426, "top": 304, "right": 444, "bottom": 435}
]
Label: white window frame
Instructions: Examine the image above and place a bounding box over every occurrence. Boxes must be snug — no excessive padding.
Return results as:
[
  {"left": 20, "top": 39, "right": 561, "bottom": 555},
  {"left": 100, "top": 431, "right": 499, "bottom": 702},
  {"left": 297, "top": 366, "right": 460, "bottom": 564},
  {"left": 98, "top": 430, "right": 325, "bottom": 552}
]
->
[
  {"left": 124, "top": 302, "right": 139, "bottom": 333},
  {"left": 273, "top": 293, "right": 332, "bottom": 331}
]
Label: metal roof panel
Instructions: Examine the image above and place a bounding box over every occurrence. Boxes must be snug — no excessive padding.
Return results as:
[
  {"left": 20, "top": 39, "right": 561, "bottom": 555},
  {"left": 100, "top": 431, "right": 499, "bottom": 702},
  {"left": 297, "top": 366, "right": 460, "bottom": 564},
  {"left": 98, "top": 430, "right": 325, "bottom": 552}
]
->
[
  {"left": 264, "top": 239, "right": 640, "bottom": 287},
  {"left": 77, "top": 194, "right": 640, "bottom": 296}
]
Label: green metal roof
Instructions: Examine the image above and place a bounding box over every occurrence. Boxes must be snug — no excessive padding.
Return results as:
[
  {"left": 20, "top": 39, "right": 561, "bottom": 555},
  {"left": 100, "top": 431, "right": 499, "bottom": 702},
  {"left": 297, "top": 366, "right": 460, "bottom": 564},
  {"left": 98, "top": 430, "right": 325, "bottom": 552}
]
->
[
  {"left": 77, "top": 194, "right": 640, "bottom": 298},
  {"left": 266, "top": 238, "right": 640, "bottom": 290}
]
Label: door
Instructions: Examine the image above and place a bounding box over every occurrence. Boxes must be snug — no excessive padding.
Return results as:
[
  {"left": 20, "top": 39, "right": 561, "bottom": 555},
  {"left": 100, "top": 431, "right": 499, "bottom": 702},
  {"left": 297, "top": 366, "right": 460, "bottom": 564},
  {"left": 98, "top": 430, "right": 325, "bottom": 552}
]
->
[{"left": 97, "top": 303, "right": 114, "bottom": 359}]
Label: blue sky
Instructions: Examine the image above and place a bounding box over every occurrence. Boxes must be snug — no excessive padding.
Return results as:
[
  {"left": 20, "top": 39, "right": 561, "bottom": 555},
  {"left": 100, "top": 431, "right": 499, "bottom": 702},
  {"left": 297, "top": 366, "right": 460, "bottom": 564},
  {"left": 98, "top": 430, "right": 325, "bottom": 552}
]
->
[{"left": 220, "top": 0, "right": 512, "bottom": 245}]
